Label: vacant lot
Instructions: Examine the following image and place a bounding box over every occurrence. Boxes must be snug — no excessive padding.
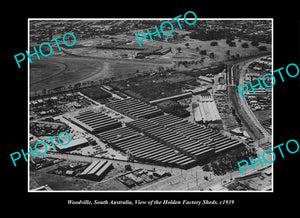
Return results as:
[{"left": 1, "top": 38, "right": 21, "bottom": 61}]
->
[
  {"left": 177, "top": 38, "right": 271, "bottom": 63},
  {"left": 30, "top": 171, "right": 95, "bottom": 190},
  {"left": 30, "top": 55, "right": 170, "bottom": 93},
  {"left": 30, "top": 61, "right": 66, "bottom": 83},
  {"left": 30, "top": 57, "right": 104, "bottom": 92},
  {"left": 133, "top": 33, "right": 271, "bottom": 67}
]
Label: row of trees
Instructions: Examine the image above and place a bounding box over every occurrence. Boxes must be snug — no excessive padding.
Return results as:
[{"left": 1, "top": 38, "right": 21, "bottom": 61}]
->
[{"left": 175, "top": 38, "right": 267, "bottom": 59}]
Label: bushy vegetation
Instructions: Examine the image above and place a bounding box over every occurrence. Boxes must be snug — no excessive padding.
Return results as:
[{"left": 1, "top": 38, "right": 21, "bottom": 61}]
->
[
  {"left": 210, "top": 41, "right": 218, "bottom": 46},
  {"left": 80, "top": 85, "right": 112, "bottom": 101},
  {"left": 241, "top": 42, "right": 249, "bottom": 48},
  {"left": 157, "top": 100, "right": 190, "bottom": 118},
  {"left": 258, "top": 45, "right": 267, "bottom": 51},
  {"left": 202, "top": 147, "right": 253, "bottom": 176},
  {"left": 110, "top": 72, "right": 194, "bottom": 102}
]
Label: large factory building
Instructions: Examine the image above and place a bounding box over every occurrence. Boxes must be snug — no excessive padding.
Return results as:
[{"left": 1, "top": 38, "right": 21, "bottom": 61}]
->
[{"left": 68, "top": 110, "right": 122, "bottom": 134}]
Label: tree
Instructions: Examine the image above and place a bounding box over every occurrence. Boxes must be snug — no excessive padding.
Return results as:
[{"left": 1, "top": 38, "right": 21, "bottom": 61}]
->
[
  {"left": 158, "top": 66, "right": 164, "bottom": 72},
  {"left": 74, "top": 83, "right": 81, "bottom": 89},
  {"left": 226, "top": 50, "right": 230, "bottom": 55},
  {"left": 200, "top": 50, "right": 207, "bottom": 55},
  {"left": 173, "top": 32, "right": 178, "bottom": 40},
  {"left": 258, "top": 45, "right": 267, "bottom": 51},
  {"left": 209, "top": 52, "right": 215, "bottom": 58},
  {"left": 241, "top": 42, "right": 249, "bottom": 48},
  {"left": 125, "top": 164, "right": 132, "bottom": 171},
  {"left": 229, "top": 41, "right": 236, "bottom": 47},
  {"left": 185, "top": 43, "right": 190, "bottom": 48},
  {"left": 177, "top": 47, "right": 182, "bottom": 53},
  {"left": 202, "top": 164, "right": 212, "bottom": 172},
  {"left": 251, "top": 41, "right": 259, "bottom": 46},
  {"left": 226, "top": 38, "right": 234, "bottom": 44},
  {"left": 210, "top": 41, "right": 218, "bottom": 46}
]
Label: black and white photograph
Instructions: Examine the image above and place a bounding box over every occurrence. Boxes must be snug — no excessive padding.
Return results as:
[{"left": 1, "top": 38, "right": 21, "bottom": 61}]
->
[
  {"left": 27, "top": 18, "right": 273, "bottom": 192},
  {"left": 4, "top": 5, "right": 300, "bottom": 212}
]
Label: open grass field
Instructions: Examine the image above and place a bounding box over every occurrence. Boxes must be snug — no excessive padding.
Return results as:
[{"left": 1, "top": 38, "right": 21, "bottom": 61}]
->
[
  {"left": 30, "top": 56, "right": 105, "bottom": 92},
  {"left": 30, "top": 32, "right": 271, "bottom": 93},
  {"left": 30, "top": 171, "right": 95, "bottom": 190},
  {"left": 130, "top": 31, "right": 271, "bottom": 67},
  {"left": 30, "top": 55, "right": 169, "bottom": 92},
  {"left": 30, "top": 61, "right": 66, "bottom": 83},
  {"left": 173, "top": 38, "right": 271, "bottom": 61}
]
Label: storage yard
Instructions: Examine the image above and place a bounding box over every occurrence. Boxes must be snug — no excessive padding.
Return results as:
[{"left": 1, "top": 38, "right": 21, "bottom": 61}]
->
[{"left": 213, "top": 91, "right": 240, "bottom": 130}]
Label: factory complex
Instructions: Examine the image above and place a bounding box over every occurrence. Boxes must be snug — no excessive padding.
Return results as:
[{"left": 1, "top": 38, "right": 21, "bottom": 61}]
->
[
  {"left": 29, "top": 56, "right": 268, "bottom": 191},
  {"left": 62, "top": 98, "right": 245, "bottom": 169},
  {"left": 29, "top": 54, "right": 273, "bottom": 191}
]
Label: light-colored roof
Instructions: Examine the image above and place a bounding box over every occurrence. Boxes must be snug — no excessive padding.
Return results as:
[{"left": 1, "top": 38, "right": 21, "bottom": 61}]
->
[{"left": 56, "top": 137, "right": 88, "bottom": 150}]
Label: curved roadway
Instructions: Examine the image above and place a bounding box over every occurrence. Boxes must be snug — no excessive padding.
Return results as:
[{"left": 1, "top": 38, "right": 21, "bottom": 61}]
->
[{"left": 229, "top": 58, "right": 270, "bottom": 140}]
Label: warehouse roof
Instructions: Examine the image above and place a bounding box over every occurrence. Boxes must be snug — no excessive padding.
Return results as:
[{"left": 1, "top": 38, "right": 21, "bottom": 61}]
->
[
  {"left": 69, "top": 110, "right": 122, "bottom": 133},
  {"left": 56, "top": 137, "right": 88, "bottom": 150}
]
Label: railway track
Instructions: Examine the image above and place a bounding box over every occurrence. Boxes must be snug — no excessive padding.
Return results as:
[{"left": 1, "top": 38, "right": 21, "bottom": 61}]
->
[{"left": 228, "top": 59, "right": 271, "bottom": 140}]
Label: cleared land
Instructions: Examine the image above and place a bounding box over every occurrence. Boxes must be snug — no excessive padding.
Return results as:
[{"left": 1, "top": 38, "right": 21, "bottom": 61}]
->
[
  {"left": 30, "top": 61, "right": 67, "bottom": 83},
  {"left": 127, "top": 32, "right": 271, "bottom": 66},
  {"left": 30, "top": 57, "right": 104, "bottom": 92},
  {"left": 30, "top": 34, "right": 271, "bottom": 93},
  {"left": 30, "top": 55, "right": 169, "bottom": 92},
  {"left": 30, "top": 33, "right": 271, "bottom": 93}
]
